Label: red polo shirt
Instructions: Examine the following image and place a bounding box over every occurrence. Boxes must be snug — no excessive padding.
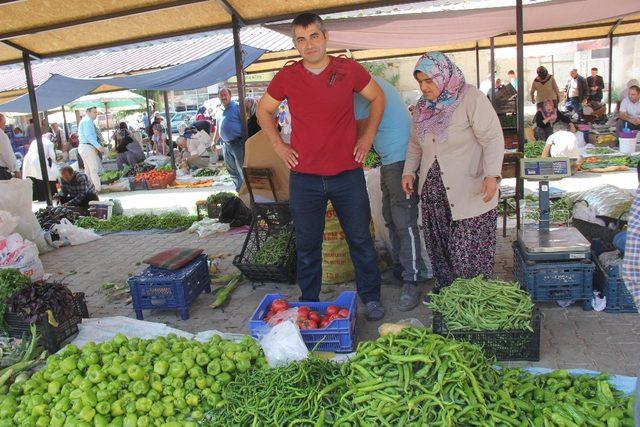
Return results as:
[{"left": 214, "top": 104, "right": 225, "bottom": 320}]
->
[{"left": 266, "top": 56, "right": 371, "bottom": 176}]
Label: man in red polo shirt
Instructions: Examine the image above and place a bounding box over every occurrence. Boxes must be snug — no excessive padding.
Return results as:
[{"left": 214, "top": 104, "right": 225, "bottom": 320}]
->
[{"left": 256, "top": 13, "right": 386, "bottom": 321}]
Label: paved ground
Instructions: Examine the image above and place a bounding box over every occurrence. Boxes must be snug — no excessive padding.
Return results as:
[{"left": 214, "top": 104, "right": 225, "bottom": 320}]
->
[{"left": 40, "top": 220, "right": 640, "bottom": 377}]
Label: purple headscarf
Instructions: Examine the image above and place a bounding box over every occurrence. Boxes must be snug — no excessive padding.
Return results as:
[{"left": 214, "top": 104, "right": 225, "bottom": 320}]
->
[{"left": 413, "top": 52, "right": 467, "bottom": 143}]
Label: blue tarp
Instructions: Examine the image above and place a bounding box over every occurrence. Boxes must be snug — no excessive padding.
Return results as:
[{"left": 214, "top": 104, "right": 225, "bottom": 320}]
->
[{"left": 0, "top": 44, "right": 266, "bottom": 113}]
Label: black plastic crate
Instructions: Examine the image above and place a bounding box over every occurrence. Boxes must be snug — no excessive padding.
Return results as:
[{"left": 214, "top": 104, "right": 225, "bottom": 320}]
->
[
  {"left": 593, "top": 256, "right": 637, "bottom": 313},
  {"left": 573, "top": 218, "right": 620, "bottom": 253},
  {"left": 73, "top": 292, "right": 90, "bottom": 318},
  {"left": 233, "top": 208, "right": 296, "bottom": 283},
  {"left": 432, "top": 307, "right": 541, "bottom": 361},
  {"left": 513, "top": 242, "right": 594, "bottom": 303},
  {"left": 128, "top": 177, "right": 148, "bottom": 191},
  {"left": 4, "top": 309, "right": 80, "bottom": 354}
]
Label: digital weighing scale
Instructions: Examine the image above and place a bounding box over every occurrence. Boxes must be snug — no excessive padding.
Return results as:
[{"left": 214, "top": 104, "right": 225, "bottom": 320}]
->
[{"left": 516, "top": 158, "right": 591, "bottom": 262}]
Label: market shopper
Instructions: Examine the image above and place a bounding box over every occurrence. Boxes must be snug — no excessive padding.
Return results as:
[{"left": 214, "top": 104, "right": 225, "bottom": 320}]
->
[
  {"left": 0, "top": 113, "right": 19, "bottom": 180},
  {"left": 533, "top": 99, "right": 575, "bottom": 140},
  {"left": 530, "top": 66, "right": 561, "bottom": 108},
  {"left": 114, "top": 122, "right": 145, "bottom": 169},
  {"left": 78, "top": 107, "right": 104, "bottom": 192},
  {"left": 586, "top": 67, "right": 605, "bottom": 103},
  {"left": 150, "top": 115, "right": 169, "bottom": 155},
  {"left": 213, "top": 87, "right": 244, "bottom": 191},
  {"left": 57, "top": 166, "right": 99, "bottom": 208},
  {"left": 401, "top": 52, "right": 504, "bottom": 291},
  {"left": 617, "top": 85, "right": 640, "bottom": 132},
  {"left": 256, "top": 12, "right": 387, "bottom": 320},
  {"left": 354, "top": 76, "right": 423, "bottom": 311},
  {"left": 245, "top": 97, "right": 261, "bottom": 139},
  {"left": 564, "top": 68, "right": 589, "bottom": 119},
  {"left": 22, "top": 132, "right": 58, "bottom": 202},
  {"left": 177, "top": 135, "right": 209, "bottom": 170}
]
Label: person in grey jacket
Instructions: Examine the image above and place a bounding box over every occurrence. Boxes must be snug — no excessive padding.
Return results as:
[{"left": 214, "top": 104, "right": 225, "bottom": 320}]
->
[{"left": 564, "top": 69, "right": 589, "bottom": 119}]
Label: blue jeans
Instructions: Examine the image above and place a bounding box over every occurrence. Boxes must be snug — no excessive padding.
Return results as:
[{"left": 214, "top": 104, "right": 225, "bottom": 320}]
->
[
  {"left": 223, "top": 138, "right": 244, "bottom": 191},
  {"left": 290, "top": 168, "right": 381, "bottom": 304},
  {"left": 565, "top": 97, "right": 583, "bottom": 118}
]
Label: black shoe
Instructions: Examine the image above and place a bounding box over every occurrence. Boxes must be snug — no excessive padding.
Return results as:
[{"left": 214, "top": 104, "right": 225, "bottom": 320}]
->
[
  {"left": 364, "top": 301, "right": 385, "bottom": 321},
  {"left": 398, "top": 283, "right": 421, "bottom": 311}
]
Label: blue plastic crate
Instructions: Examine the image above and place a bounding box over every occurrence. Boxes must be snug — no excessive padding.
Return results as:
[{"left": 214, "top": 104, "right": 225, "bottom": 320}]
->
[
  {"left": 513, "top": 242, "right": 594, "bottom": 303},
  {"left": 249, "top": 291, "right": 357, "bottom": 353},
  {"left": 128, "top": 254, "right": 211, "bottom": 320},
  {"left": 594, "top": 257, "right": 637, "bottom": 313}
]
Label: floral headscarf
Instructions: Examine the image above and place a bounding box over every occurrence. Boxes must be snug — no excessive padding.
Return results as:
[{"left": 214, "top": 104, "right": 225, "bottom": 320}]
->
[
  {"left": 413, "top": 52, "right": 466, "bottom": 142},
  {"left": 539, "top": 99, "right": 557, "bottom": 123}
]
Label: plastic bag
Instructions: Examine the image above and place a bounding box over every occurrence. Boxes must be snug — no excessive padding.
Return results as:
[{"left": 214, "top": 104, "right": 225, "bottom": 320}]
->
[
  {"left": 53, "top": 219, "right": 101, "bottom": 246},
  {"left": 144, "top": 155, "right": 170, "bottom": 168},
  {"left": 566, "top": 185, "right": 633, "bottom": 221},
  {"left": 0, "top": 210, "right": 19, "bottom": 237},
  {"left": 0, "top": 233, "right": 44, "bottom": 281},
  {"left": 378, "top": 318, "right": 425, "bottom": 337},
  {"left": 0, "top": 179, "right": 50, "bottom": 254},
  {"left": 187, "top": 218, "right": 230, "bottom": 238},
  {"left": 259, "top": 319, "right": 309, "bottom": 367}
]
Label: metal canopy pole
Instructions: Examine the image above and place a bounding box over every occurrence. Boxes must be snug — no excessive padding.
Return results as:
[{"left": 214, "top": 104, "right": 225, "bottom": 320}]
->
[
  {"left": 163, "top": 91, "right": 176, "bottom": 170},
  {"left": 232, "top": 14, "right": 248, "bottom": 142},
  {"left": 475, "top": 42, "right": 480, "bottom": 88},
  {"left": 22, "top": 52, "right": 52, "bottom": 206},
  {"left": 515, "top": 0, "right": 525, "bottom": 230},
  {"left": 489, "top": 37, "right": 496, "bottom": 106},
  {"left": 61, "top": 105, "right": 69, "bottom": 140},
  {"left": 145, "top": 90, "right": 152, "bottom": 125},
  {"left": 606, "top": 19, "right": 622, "bottom": 114}
]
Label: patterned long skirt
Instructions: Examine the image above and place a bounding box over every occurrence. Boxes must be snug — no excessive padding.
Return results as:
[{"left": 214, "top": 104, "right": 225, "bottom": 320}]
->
[{"left": 420, "top": 160, "right": 497, "bottom": 288}]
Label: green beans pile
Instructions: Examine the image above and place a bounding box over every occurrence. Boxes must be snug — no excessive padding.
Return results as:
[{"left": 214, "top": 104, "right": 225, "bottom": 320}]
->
[
  {"left": 208, "top": 357, "right": 343, "bottom": 426},
  {"left": 524, "top": 140, "right": 546, "bottom": 158},
  {"left": 251, "top": 231, "right": 293, "bottom": 265},
  {"left": 336, "top": 328, "right": 504, "bottom": 426},
  {"left": 428, "top": 276, "right": 534, "bottom": 331},
  {"left": 76, "top": 213, "right": 198, "bottom": 232},
  {"left": 490, "top": 368, "right": 633, "bottom": 426},
  {"left": 364, "top": 150, "right": 381, "bottom": 168}
]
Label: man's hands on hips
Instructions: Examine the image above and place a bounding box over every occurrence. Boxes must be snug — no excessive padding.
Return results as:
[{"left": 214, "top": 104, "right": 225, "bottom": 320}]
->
[
  {"left": 274, "top": 140, "right": 299, "bottom": 169},
  {"left": 353, "top": 136, "right": 373, "bottom": 164}
]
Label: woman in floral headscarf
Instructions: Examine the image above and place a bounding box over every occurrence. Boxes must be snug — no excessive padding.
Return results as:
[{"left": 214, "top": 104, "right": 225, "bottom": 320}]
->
[
  {"left": 401, "top": 52, "right": 504, "bottom": 291},
  {"left": 533, "top": 98, "right": 574, "bottom": 140}
]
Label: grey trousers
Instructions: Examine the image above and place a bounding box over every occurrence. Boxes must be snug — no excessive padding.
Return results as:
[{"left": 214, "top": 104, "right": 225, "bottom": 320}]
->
[{"left": 380, "top": 161, "right": 422, "bottom": 283}]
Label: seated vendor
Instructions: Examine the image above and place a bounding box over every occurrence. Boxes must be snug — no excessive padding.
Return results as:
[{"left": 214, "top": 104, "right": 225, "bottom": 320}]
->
[
  {"left": 57, "top": 166, "right": 99, "bottom": 208},
  {"left": 177, "top": 134, "right": 210, "bottom": 170},
  {"left": 617, "top": 85, "right": 640, "bottom": 132},
  {"left": 541, "top": 124, "right": 583, "bottom": 170},
  {"left": 533, "top": 99, "right": 575, "bottom": 140},
  {"left": 582, "top": 99, "right": 606, "bottom": 123}
]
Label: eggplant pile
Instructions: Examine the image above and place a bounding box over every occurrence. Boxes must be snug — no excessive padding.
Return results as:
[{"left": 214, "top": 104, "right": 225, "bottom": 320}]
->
[{"left": 35, "top": 207, "right": 82, "bottom": 231}]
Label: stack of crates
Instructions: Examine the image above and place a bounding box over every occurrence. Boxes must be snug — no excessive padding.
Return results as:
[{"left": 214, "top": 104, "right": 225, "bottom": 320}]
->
[
  {"left": 128, "top": 254, "right": 211, "bottom": 320},
  {"left": 512, "top": 242, "right": 594, "bottom": 308}
]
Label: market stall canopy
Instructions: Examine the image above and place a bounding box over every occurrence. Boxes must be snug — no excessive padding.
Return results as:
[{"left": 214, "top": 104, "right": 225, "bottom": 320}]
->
[
  {"left": 254, "top": 0, "right": 640, "bottom": 72},
  {"left": 0, "top": 0, "right": 419, "bottom": 66},
  {"left": 0, "top": 44, "right": 265, "bottom": 113}
]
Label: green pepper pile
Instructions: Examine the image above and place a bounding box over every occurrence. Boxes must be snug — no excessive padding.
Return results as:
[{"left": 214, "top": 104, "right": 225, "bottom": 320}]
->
[
  {"left": 195, "top": 168, "right": 216, "bottom": 177},
  {"left": 251, "top": 231, "right": 294, "bottom": 265},
  {"left": 524, "top": 140, "right": 546, "bottom": 158},
  {"left": 76, "top": 213, "right": 198, "bottom": 232},
  {"left": 209, "top": 357, "right": 343, "bottom": 426},
  {"left": 0, "top": 269, "right": 30, "bottom": 331},
  {"left": 428, "top": 276, "right": 534, "bottom": 331},
  {"left": 99, "top": 170, "right": 124, "bottom": 184},
  {"left": 0, "top": 333, "right": 265, "bottom": 427},
  {"left": 205, "top": 192, "right": 235, "bottom": 206}
]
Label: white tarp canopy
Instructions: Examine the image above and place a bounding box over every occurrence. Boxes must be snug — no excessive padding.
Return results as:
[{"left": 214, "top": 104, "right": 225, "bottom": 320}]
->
[{"left": 266, "top": 0, "right": 640, "bottom": 50}]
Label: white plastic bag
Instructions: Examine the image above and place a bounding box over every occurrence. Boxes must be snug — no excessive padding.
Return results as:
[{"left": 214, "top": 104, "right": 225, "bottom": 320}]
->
[
  {"left": 0, "top": 179, "right": 50, "bottom": 253},
  {"left": 0, "top": 233, "right": 44, "bottom": 281},
  {"left": 259, "top": 320, "right": 309, "bottom": 367},
  {"left": 53, "top": 219, "right": 101, "bottom": 246},
  {"left": 0, "top": 210, "right": 19, "bottom": 237},
  {"left": 187, "top": 218, "right": 230, "bottom": 238}
]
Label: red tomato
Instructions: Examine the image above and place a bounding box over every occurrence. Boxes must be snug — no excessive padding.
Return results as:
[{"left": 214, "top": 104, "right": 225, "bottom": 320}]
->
[
  {"left": 306, "top": 320, "right": 318, "bottom": 329},
  {"left": 337, "top": 308, "right": 349, "bottom": 318},
  {"left": 308, "top": 311, "right": 321, "bottom": 323},
  {"left": 319, "top": 320, "right": 330, "bottom": 329},
  {"left": 325, "top": 305, "right": 339, "bottom": 316},
  {"left": 297, "top": 318, "right": 311, "bottom": 330},
  {"left": 270, "top": 299, "right": 289, "bottom": 313},
  {"left": 297, "top": 306, "right": 310, "bottom": 318}
]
